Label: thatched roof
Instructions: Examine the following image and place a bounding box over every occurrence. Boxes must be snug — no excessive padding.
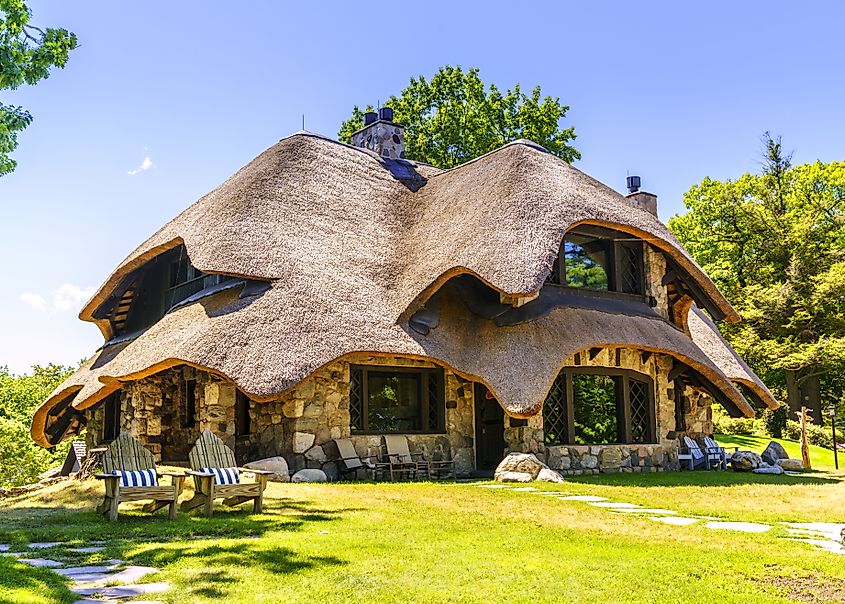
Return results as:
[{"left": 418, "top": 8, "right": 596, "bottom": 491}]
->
[
  {"left": 32, "top": 132, "right": 763, "bottom": 446},
  {"left": 686, "top": 305, "right": 778, "bottom": 409}
]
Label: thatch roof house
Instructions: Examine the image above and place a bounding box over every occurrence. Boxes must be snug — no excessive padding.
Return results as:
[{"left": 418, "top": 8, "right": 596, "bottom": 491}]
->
[{"left": 31, "top": 110, "right": 777, "bottom": 476}]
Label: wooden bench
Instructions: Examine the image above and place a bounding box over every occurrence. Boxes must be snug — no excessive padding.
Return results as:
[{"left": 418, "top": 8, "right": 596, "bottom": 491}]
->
[
  {"left": 96, "top": 432, "right": 185, "bottom": 521},
  {"left": 180, "top": 429, "right": 272, "bottom": 517}
]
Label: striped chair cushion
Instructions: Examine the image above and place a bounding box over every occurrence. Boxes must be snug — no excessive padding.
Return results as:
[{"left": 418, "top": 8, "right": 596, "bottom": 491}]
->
[
  {"left": 199, "top": 467, "right": 240, "bottom": 485},
  {"left": 117, "top": 469, "right": 158, "bottom": 487}
]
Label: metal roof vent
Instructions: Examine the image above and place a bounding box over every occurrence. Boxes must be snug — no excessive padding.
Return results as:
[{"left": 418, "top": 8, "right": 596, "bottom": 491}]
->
[{"left": 627, "top": 175, "right": 641, "bottom": 194}]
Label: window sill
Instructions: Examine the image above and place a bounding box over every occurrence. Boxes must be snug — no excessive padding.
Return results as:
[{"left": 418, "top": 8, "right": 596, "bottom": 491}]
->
[{"left": 350, "top": 431, "right": 448, "bottom": 436}]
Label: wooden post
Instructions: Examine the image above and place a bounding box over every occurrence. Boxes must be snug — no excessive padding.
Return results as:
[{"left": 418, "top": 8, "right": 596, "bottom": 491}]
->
[{"left": 796, "top": 407, "right": 812, "bottom": 470}]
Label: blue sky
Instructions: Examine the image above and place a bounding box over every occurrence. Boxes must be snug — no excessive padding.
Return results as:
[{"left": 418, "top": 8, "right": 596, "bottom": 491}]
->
[{"left": 2, "top": 1, "right": 844, "bottom": 373}]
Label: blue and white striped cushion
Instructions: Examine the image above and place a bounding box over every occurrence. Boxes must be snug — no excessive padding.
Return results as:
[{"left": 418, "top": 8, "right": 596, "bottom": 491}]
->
[
  {"left": 199, "top": 467, "right": 240, "bottom": 485},
  {"left": 117, "top": 469, "right": 157, "bottom": 487}
]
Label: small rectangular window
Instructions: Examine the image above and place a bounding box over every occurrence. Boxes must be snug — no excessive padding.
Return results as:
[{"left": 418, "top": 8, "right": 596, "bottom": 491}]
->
[
  {"left": 564, "top": 236, "right": 610, "bottom": 291},
  {"left": 183, "top": 379, "right": 197, "bottom": 428},
  {"left": 102, "top": 391, "right": 121, "bottom": 442},
  {"left": 235, "top": 390, "right": 251, "bottom": 437}
]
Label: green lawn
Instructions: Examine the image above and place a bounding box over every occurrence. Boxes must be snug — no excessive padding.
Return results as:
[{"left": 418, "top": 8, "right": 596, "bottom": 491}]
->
[
  {"left": 714, "top": 433, "right": 841, "bottom": 471},
  {"left": 1, "top": 473, "right": 844, "bottom": 604}
]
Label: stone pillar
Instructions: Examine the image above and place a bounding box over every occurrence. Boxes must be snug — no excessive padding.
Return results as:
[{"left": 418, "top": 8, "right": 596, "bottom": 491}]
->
[{"left": 200, "top": 380, "right": 237, "bottom": 450}]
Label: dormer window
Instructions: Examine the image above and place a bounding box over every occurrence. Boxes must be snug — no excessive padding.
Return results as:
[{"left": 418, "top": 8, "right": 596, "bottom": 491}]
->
[{"left": 546, "top": 227, "right": 644, "bottom": 296}]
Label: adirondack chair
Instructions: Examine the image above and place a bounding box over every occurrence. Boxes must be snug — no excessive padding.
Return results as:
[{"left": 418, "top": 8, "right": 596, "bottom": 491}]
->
[
  {"left": 96, "top": 432, "right": 185, "bottom": 521},
  {"left": 382, "top": 435, "right": 427, "bottom": 480},
  {"left": 704, "top": 435, "right": 728, "bottom": 470},
  {"left": 325, "top": 438, "right": 390, "bottom": 480},
  {"left": 181, "top": 429, "right": 273, "bottom": 517},
  {"left": 677, "top": 436, "right": 708, "bottom": 471}
]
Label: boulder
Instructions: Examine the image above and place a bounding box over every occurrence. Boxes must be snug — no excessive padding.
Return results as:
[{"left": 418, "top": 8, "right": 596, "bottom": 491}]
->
[
  {"left": 776, "top": 458, "right": 805, "bottom": 471},
  {"left": 536, "top": 468, "right": 565, "bottom": 484},
  {"left": 494, "top": 453, "right": 547, "bottom": 481},
  {"left": 243, "top": 456, "right": 290, "bottom": 482},
  {"left": 730, "top": 451, "right": 762, "bottom": 471},
  {"left": 761, "top": 441, "right": 789, "bottom": 465},
  {"left": 291, "top": 468, "right": 327, "bottom": 483},
  {"left": 752, "top": 463, "right": 784, "bottom": 475},
  {"left": 496, "top": 471, "right": 534, "bottom": 483}
]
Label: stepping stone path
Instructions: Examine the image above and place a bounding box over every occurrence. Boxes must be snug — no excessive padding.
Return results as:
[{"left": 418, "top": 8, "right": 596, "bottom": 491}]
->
[
  {"left": 0, "top": 540, "right": 170, "bottom": 603},
  {"left": 473, "top": 482, "right": 844, "bottom": 555}
]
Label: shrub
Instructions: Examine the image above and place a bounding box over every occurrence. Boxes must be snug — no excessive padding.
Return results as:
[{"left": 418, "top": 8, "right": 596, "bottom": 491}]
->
[
  {"left": 714, "top": 416, "right": 756, "bottom": 435},
  {"left": 783, "top": 419, "right": 834, "bottom": 450},
  {"left": 763, "top": 405, "right": 788, "bottom": 438}
]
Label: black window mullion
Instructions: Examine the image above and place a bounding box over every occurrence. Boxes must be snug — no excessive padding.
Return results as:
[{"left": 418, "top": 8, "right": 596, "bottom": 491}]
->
[
  {"left": 362, "top": 369, "right": 369, "bottom": 432},
  {"left": 565, "top": 373, "right": 576, "bottom": 444},
  {"left": 620, "top": 376, "right": 632, "bottom": 443}
]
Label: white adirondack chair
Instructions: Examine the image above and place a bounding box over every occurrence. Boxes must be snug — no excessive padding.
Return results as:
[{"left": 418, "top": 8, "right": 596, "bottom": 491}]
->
[{"left": 678, "top": 436, "right": 708, "bottom": 470}]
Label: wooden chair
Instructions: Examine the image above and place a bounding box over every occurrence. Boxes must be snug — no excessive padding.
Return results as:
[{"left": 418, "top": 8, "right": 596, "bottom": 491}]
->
[
  {"left": 325, "top": 438, "right": 389, "bottom": 480},
  {"left": 96, "top": 432, "right": 185, "bottom": 521},
  {"left": 678, "top": 436, "right": 708, "bottom": 471},
  {"left": 704, "top": 435, "right": 727, "bottom": 470},
  {"left": 181, "top": 429, "right": 272, "bottom": 517}
]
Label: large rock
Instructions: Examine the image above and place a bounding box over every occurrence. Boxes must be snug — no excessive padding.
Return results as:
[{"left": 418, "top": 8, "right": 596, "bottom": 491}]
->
[
  {"left": 730, "top": 451, "right": 762, "bottom": 471},
  {"left": 776, "top": 458, "right": 805, "bottom": 471},
  {"left": 752, "top": 463, "right": 784, "bottom": 475},
  {"left": 494, "top": 453, "right": 547, "bottom": 481},
  {"left": 761, "top": 441, "right": 789, "bottom": 465},
  {"left": 243, "top": 456, "right": 290, "bottom": 482},
  {"left": 536, "top": 468, "right": 565, "bottom": 484},
  {"left": 291, "top": 468, "right": 327, "bottom": 483},
  {"left": 496, "top": 471, "right": 534, "bottom": 483}
]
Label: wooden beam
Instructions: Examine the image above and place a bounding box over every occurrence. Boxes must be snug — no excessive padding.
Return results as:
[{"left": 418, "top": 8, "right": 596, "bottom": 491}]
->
[{"left": 668, "top": 363, "right": 687, "bottom": 382}]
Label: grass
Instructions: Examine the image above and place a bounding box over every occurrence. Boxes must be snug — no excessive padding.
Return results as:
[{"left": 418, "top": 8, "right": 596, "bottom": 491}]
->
[
  {"left": 714, "top": 433, "right": 841, "bottom": 471},
  {"left": 0, "top": 472, "right": 844, "bottom": 604}
]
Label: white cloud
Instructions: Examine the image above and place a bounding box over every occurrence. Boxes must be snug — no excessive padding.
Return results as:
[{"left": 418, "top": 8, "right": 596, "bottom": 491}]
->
[
  {"left": 19, "top": 292, "right": 48, "bottom": 311},
  {"left": 127, "top": 156, "right": 153, "bottom": 175},
  {"left": 19, "top": 283, "right": 95, "bottom": 313}
]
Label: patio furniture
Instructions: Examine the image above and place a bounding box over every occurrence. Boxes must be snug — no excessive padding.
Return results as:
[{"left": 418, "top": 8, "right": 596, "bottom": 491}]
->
[
  {"left": 382, "top": 435, "right": 428, "bottom": 480},
  {"left": 382, "top": 435, "right": 456, "bottom": 480},
  {"left": 704, "top": 435, "right": 728, "bottom": 470},
  {"left": 325, "top": 438, "right": 389, "bottom": 480},
  {"left": 678, "top": 436, "right": 708, "bottom": 471},
  {"left": 181, "top": 429, "right": 272, "bottom": 517},
  {"left": 96, "top": 432, "right": 185, "bottom": 521}
]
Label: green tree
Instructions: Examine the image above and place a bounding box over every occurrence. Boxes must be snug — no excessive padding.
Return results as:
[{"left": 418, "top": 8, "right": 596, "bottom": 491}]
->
[
  {"left": 669, "top": 134, "right": 845, "bottom": 418},
  {"left": 0, "top": 364, "right": 74, "bottom": 488},
  {"left": 1, "top": 0, "right": 77, "bottom": 176},
  {"left": 339, "top": 65, "right": 579, "bottom": 168}
]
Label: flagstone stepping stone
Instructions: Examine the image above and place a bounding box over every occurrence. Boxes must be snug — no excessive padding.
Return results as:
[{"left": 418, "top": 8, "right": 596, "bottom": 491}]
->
[
  {"left": 613, "top": 508, "right": 677, "bottom": 515},
  {"left": 19, "top": 558, "right": 65, "bottom": 568},
  {"left": 28, "top": 542, "right": 64, "bottom": 549},
  {"left": 704, "top": 521, "right": 771, "bottom": 533},
  {"left": 73, "top": 582, "right": 170, "bottom": 598},
  {"left": 559, "top": 495, "right": 608, "bottom": 502},
  {"left": 511, "top": 486, "right": 539, "bottom": 492},
  {"left": 794, "top": 538, "right": 845, "bottom": 555},
  {"left": 68, "top": 546, "right": 106, "bottom": 554},
  {"left": 476, "top": 484, "right": 508, "bottom": 489},
  {"left": 536, "top": 491, "right": 571, "bottom": 496},
  {"left": 649, "top": 516, "right": 700, "bottom": 526},
  {"left": 0, "top": 544, "right": 9, "bottom": 552},
  {"left": 588, "top": 502, "right": 640, "bottom": 509},
  {"left": 56, "top": 565, "right": 121, "bottom": 577},
  {"left": 97, "top": 565, "right": 159, "bottom": 584}
]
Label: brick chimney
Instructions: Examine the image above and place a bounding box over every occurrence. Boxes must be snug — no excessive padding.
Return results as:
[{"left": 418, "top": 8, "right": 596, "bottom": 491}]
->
[
  {"left": 351, "top": 107, "right": 405, "bottom": 159},
  {"left": 625, "top": 175, "right": 658, "bottom": 216}
]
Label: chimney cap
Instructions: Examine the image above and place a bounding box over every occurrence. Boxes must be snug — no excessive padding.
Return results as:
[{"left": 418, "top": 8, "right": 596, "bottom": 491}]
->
[
  {"left": 626, "top": 175, "right": 641, "bottom": 194},
  {"left": 378, "top": 107, "right": 394, "bottom": 122},
  {"left": 364, "top": 111, "right": 378, "bottom": 126}
]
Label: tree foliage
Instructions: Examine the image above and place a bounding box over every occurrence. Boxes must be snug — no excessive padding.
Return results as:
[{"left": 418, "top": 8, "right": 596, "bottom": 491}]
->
[
  {"left": 339, "top": 65, "right": 579, "bottom": 168},
  {"left": 0, "top": 364, "right": 74, "bottom": 488},
  {"left": 0, "top": 0, "right": 77, "bottom": 175},
  {"left": 669, "top": 134, "right": 845, "bottom": 414}
]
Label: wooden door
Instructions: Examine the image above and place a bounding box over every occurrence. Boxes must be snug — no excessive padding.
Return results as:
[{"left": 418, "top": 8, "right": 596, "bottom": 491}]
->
[{"left": 474, "top": 384, "right": 505, "bottom": 471}]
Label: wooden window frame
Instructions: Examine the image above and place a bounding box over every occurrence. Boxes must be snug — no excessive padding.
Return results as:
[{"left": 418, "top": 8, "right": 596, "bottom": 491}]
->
[
  {"left": 543, "top": 367, "right": 656, "bottom": 446},
  {"left": 546, "top": 227, "right": 646, "bottom": 299},
  {"left": 349, "top": 365, "right": 446, "bottom": 435},
  {"left": 101, "top": 391, "right": 121, "bottom": 443},
  {"left": 235, "top": 390, "right": 251, "bottom": 438}
]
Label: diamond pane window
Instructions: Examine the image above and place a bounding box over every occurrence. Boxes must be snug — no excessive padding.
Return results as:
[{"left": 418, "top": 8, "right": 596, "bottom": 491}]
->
[
  {"left": 350, "top": 368, "right": 364, "bottom": 431},
  {"left": 628, "top": 378, "right": 652, "bottom": 443},
  {"left": 349, "top": 365, "right": 444, "bottom": 434},
  {"left": 543, "top": 373, "right": 568, "bottom": 445}
]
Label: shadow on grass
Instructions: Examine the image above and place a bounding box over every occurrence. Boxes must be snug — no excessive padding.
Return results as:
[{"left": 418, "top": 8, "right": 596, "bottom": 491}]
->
[
  {"left": 0, "top": 496, "right": 359, "bottom": 544},
  {"left": 0, "top": 556, "right": 76, "bottom": 604},
  {"left": 566, "top": 470, "right": 841, "bottom": 488}
]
